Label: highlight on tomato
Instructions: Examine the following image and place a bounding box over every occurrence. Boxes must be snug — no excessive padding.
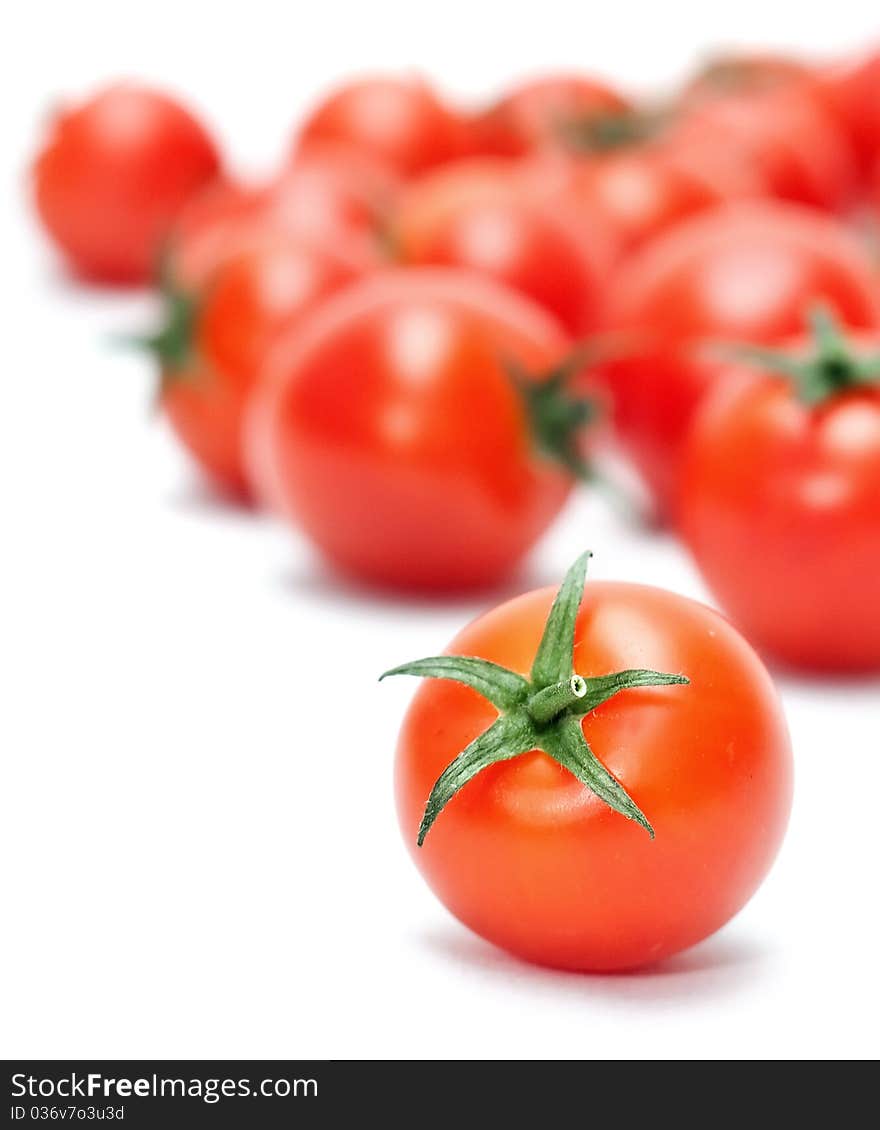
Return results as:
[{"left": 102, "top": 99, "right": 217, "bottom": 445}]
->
[
  {"left": 679, "top": 309, "right": 880, "bottom": 672},
  {"left": 32, "top": 82, "right": 222, "bottom": 284},
  {"left": 247, "top": 268, "right": 600, "bottom": 591},
  {"left": 294, "top": 74, "right": 467, "bottom": 178},
  {"left": 385, "top": 552, "right": 793, "bottom": 971},
  {"left": 600, "top": 201, "right": 880, "bottom": 519},
  {"left": 142, "top": 239, "right": 362, "bottom": 499},
  {"left": 391, "top": 159, "right": 610, "bottom": 334}
]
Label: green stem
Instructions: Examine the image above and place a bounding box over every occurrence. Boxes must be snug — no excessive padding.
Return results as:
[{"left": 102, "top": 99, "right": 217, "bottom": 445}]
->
[{"left": 527, "top": 675, "right": 588, "bottom": 725}]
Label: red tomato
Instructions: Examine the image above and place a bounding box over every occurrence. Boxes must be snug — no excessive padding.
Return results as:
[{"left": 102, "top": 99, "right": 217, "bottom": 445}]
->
[
  {"left": 248, "top": 268, "right": 591, "bottom": 590},
  {"left": 680, "top": 322, "right": 880, "bottom": 672},
  {"left": 601, "top": 203, "right": 880, "bottom": 519},
  {"left": 669, "top": 80, "right": 857, "bottom": 212},
  {"left": 824, "top": 50, "right": 880, "bottom": 178},
  {"left": 33, "top": 83, "right": 221, "bottom": 284},
  {"left": 523, "top": 145, "right": 727, "bottom": 261},
  {"left": 392, "top": 160, "right": 609, "bottom": 333},
  {"left": 295, "top": 75, "right": 466, "bottom": 178},
  {"left": 473, "top": 74, "right": 630, "bottom": 157},
  {"left": 158, "top": 240, "right": 361, "bottom": 498},
  {"left": 393, "top": 560, "right": 792, "bottom": 970},
  {"left": 169, "top": 148, "right": 397, "bottom": 289}
]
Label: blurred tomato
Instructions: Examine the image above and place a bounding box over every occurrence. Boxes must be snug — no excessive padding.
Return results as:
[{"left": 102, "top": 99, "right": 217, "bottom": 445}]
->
[
  {"left": 680, "top": 321, "right": 880, "bottom": 671},
  {"left": 248, "top": 268, "right": 592, "bottom": 590},
  {"left": 33, "top": 83, "right": 221, "bottom": 284},
  {"left": 295, "top": 75, "right": 466, "bottom": 177},
  {"left": 392, "top": 159, "right": 609, "bottom": 333},
  {"left": 169, "top": 147, "right": 397, "bottom": 288},
  {"left": 601, "top": 202, "right": 880, "bottom": 518},
  {"left": 669, "top": 80, "right": 857, "bottom": 212},
  {"left": 473, "top": 73, "right": 630, "bottom": 157},
  {"left": 824, "top": 50, "right": 880, "bottom": 179},
  {"left": 156, "top": 240, "right": 361, "bottom": 498}
]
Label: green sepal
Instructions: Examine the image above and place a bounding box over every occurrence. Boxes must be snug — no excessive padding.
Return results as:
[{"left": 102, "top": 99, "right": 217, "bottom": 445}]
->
[
  {"left": 416, "top": 712, "right": 538, "bottom": 846},
  {"left": 530, "top": 551, "right": 591, "bottom": 689},
  {"left": 569, "top": 668, "right": 690, "bottom": 716},
  {"left": 542, "top": 715, "right": 654, "bottom": 837},
  {"left": 380, "top": 656, "right": 529, "bottom": 712}
]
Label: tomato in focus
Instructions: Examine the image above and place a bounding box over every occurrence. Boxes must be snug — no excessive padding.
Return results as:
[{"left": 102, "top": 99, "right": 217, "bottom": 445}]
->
[
  {"left": 394, "top": 575, "right": 792, "bottom": 970},
  {"left": 33, "top": 83, "right": 221, "bottom": 284}
]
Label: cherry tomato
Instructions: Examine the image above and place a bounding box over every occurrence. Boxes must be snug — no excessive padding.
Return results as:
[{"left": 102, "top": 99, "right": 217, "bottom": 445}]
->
[
  {"left": 33, "top": 83, "right": 221, "bottom": 284},
  {"left": 601, "top": 202, "right": 880, "bottom": 519},
  {"left": 522, "top": 145, "right": 727, "bottom": 261},
  {"left": 473, "top": 74, "right": 630, "bottom": 157},
  {"left": 392, "top": 159, "right": 609, "bottom": 333},
  {"left": 295, "top": 75, "right": 466, "bottom": 178},
  {"left": 669, "top": 80, "right": 857, "bottom": 212},
  {"left": 169, "top": 148, "right": 397, "bottom": 289},
  {"left": 824, "top": 51, "right": 880, "bottom": 179},
  {"left": 680, "top": 319, "right": 880, "bottom": 672},
  {"left": 157, "top": 240, "right": 362, "bottom": 498},
  {"left": 247, "top": 268, "right": 592, "bottom": 590},
  {"left": 392, "top": 556, "right": 792, "bottom": 971}
]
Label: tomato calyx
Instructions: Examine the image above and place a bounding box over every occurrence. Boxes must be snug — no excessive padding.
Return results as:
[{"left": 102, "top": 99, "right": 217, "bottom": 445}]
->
[
  {"left": 381, "top": 552, "right": 689, "bottom": 845},
  {"left": 733, "top": 306, "right": 880, "bottom": 405},
  {"left": 559, "top": 108, "right": 666, "bottom": 153},
  {"left": 127, "top": 274, "right": 200, "bottom": 400},
  {"left": 507, "top": 353, "right": 598, "bottom": 479}
]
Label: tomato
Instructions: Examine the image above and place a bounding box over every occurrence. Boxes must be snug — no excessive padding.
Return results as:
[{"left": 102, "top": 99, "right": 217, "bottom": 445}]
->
[
  {"left": 169, "top": 148, "right": 397, "bottom": 289},
  {"left": 391, "top": 159, "right": 609, "bottom": 333},
  {"left": 680, "top": 317, "right": 880, "bottom": 672},
  {"left": 668, "top": 79, "right": 858, "bottom": 212},
  {"left": 824, "top": 51, "right": 880, "bottom": 178},
  {"left": 681, "top": 52, "right": 816, "bottom": 105},
  {"left": 155, "top": 240, "right": 362, "bottom": 498},
  {"left": 294, "top": 75, "right": 466, "bottom": 178},
  {"left": 601, "top": 202, "right": 880, "bottom": 519},
  {"left": 247, "top": 268, "right": 595, "bottom": 590},
  {"left": 473, "top": 74, "right": 630, "bottom": 157},
  {"left": 33, "top": 83, "right": 221, "bottom": 284},
  {"left": 522, "top": 145, "right": 727, "bottom": 261},
  {"left": 389, "top": 552, "right": 792, "bottom": 971}
]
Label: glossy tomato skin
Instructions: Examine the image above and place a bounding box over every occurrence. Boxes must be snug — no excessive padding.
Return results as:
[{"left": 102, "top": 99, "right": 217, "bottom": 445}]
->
[
  {"left": 33, "top": 83, "right": 221, "bottom": 284},
  {"left": 396, "top": 581, "right": 792, "bottom": 971},
  {"left": 248, "top": 269, "right": 574, "bottom": 590},
  {"left": 295, "top": 76, "right": 466, "bottom": 178},
  {"left": 601, "top": 203, "right": 880, "bottom": 519},
  {"left": 169, "top": 148, "right": 397, "bottom": 289},
  {"left": 679, "top": 361, "right": 880, "bottom": 672},
  {"left": 162, "top": 241, "right": 361, "bottom": 498},
  {"left": 669, "top": 81, "right": 858, "bottom": 212},
  {"left": 474, "top": 74, "right": 630, "bottom": 157},
  {"left": 392, "top": 160, "right": 609, "bottom": 334}
]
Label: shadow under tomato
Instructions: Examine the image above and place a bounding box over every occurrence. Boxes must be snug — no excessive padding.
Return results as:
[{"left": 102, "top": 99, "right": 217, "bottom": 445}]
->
[
  {"left": 417, "top": 924, "right": 772, "bottom": 1006},
  {"left": 166, "top": 477, "right": 259, "bottom": 519}
]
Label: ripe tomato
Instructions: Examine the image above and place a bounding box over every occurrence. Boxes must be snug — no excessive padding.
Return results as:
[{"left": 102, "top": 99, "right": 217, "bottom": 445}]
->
[
  {"left": 391, "top": 159, "right": 609, "bottom": 333},
  {"left": 390, "top": 553, "right": 792, "bottom": 971},
  {"left": 169, "top": 148, "right": 397, "bottom": 289},
  {"left": 669, "top": 80, "right": 857, "bottom": 212},
  {"left": 601, "top": 202, "right": 880, "bottom": 518},
  {"left": 523, "top": 145, "right": 727, "bottom": 261},
  {"left": 33, "top": 83, "right": 221, "bottom": 284},
  {"left": 155, "top": 240, "right": 361, "bottom": 498},
  {"left": 248, "top": 269, "right": 594, "bottom": 590},
  {"left": 473, "top": 74, "right": 630, "bottom": 157},
  {"left": 824, "top": 51, "right": 880, "bottom": 178},
  {"left": 680, "top": 317, "right": 880, "bottom": 672},
  {"left": 295, "top": 75, "right": 466, "bottom": 178}
]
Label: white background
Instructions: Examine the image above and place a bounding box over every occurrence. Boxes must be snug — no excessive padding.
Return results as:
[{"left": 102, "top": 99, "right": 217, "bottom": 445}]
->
[{"left": 3, "top": 0, "right": 879, "bottom": 1060}]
